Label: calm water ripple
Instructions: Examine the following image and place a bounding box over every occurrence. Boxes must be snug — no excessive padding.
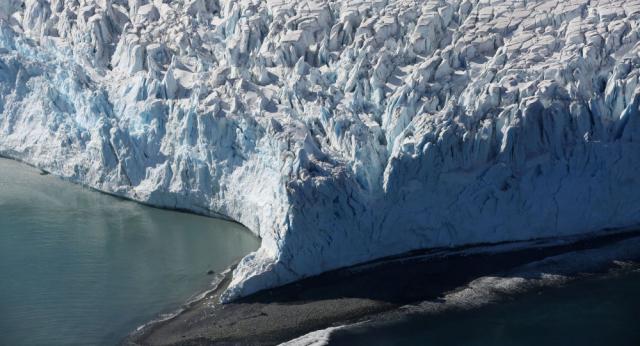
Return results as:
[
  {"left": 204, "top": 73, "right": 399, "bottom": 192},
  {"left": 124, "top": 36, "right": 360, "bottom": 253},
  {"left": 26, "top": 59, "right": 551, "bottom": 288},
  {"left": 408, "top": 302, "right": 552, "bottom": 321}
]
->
[{"left": 0, "top": 158, "right": 259, "bottom": 345}]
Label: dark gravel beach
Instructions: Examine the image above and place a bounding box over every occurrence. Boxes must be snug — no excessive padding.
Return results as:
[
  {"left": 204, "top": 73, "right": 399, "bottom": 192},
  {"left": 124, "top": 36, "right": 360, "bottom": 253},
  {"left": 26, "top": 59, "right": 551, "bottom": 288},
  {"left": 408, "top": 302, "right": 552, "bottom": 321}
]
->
[{"left": 126, "top": 229, "right": 640, "bottom": 346}]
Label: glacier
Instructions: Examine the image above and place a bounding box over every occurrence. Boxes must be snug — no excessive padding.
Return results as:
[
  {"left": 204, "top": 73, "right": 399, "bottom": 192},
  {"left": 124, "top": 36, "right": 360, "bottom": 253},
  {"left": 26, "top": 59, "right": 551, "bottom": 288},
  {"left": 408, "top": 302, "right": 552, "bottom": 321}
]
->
[{"left": 1, "top": 0, "right": 640, "bottom": 301}]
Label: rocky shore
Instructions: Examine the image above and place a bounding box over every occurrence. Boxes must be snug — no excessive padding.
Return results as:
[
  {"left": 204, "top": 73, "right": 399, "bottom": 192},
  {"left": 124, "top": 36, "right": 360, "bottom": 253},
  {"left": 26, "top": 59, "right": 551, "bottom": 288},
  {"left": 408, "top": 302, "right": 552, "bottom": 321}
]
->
[{"left": 126, "top": 229, "right": 640, "bottom": 346}]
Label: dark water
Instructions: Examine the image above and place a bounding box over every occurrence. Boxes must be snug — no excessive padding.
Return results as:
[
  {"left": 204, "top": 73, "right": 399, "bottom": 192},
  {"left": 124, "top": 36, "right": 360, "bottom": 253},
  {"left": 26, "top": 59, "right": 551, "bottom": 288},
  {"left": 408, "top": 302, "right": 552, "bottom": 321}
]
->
[
  {"left": 330, "top": 271, "right": 640, "bottom": 346},
  {"left": 0, "top": 158, "right": 260, "bottom": 345}
]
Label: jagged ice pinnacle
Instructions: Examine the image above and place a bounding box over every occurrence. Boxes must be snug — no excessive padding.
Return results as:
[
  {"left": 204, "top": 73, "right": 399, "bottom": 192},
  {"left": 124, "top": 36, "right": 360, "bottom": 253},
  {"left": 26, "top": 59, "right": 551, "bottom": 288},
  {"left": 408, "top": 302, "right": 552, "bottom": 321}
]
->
[{"left": 2, "top": 0, "right": 640, "bottom": 301}]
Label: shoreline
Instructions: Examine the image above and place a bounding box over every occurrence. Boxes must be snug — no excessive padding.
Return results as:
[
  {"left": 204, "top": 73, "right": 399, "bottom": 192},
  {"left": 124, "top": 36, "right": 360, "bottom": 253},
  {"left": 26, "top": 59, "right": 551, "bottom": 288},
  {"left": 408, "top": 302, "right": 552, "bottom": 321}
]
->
[
  {"left": 0, "top": 155, "right": 261, "bottom": 345},
  {"left": 283, "top": 267, "right": 640, "bottom": 346},
  {"left": 0, "top": 155, "right": 258, "bottom": 238},
  {"left": 125, "top": 228, "right": 640, "bottom": 346},
  {"left": 131, "top": 267, "right": 236, "bottom": 335},
  {"left": 4, "top": 155, "right": 640, "bottom": 345}
]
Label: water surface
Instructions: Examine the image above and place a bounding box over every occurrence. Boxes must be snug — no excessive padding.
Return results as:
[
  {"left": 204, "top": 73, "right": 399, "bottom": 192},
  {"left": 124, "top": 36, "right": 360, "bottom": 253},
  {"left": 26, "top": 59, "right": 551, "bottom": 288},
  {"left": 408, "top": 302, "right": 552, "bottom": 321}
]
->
[{"left": 0, "top": 158, "right": 260, "bottom": 345}]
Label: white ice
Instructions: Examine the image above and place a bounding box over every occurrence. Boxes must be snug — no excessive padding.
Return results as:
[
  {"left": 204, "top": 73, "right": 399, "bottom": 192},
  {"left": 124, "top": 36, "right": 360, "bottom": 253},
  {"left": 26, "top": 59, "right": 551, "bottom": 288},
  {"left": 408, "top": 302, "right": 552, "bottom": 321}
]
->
[{"left": 1, "top": 0, "right": 640, "bottom": 300}]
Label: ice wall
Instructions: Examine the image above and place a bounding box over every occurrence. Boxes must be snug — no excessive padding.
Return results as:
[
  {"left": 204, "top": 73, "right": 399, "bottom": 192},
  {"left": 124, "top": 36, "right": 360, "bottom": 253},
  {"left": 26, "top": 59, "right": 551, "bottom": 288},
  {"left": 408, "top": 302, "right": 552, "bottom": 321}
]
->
[{"left": 1, "top": 0, "right": 640, "bottom": 300}]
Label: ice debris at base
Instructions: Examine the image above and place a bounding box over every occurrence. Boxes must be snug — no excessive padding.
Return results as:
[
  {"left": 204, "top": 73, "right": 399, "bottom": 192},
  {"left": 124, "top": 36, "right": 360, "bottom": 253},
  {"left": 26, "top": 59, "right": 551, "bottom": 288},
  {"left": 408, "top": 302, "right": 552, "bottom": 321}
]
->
[
  {"left": 278, "top": 326, "right": 346, "bottom": 346},
  {"left": 2, "top": 0, "right": 640, "bottom": 301}
]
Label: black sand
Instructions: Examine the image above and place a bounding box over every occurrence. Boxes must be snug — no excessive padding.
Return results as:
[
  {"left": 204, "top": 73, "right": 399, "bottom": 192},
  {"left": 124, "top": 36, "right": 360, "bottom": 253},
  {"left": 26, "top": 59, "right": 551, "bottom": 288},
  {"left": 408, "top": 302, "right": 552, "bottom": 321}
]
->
[{"left": 125, "top": 229, "right": 640, "bottom": 346}]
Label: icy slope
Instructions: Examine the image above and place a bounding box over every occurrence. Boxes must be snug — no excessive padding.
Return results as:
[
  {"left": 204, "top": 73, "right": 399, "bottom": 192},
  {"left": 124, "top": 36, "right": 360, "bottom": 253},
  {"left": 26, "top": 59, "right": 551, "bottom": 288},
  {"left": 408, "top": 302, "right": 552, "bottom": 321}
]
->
[{"left": 1, "top": 0, "right": 640, "bottom": 300}]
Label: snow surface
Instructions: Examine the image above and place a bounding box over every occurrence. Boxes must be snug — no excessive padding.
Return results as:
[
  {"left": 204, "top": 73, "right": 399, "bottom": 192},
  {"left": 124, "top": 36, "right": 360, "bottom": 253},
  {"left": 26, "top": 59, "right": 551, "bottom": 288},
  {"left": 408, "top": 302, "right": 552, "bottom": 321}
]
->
[
  {"left": 1, "top": 0, "right": 640, "bottom": 300},
  {"left": 278, "top": 326, "right": 346, "bottom": 346}
]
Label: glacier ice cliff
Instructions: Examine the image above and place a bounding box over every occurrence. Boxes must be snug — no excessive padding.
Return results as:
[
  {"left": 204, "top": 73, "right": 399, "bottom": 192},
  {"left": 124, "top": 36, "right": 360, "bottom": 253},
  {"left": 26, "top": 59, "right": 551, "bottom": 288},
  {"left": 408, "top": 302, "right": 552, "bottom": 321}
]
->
[{"left": 2, "top": 0, "right": 640, "bottom": 301}]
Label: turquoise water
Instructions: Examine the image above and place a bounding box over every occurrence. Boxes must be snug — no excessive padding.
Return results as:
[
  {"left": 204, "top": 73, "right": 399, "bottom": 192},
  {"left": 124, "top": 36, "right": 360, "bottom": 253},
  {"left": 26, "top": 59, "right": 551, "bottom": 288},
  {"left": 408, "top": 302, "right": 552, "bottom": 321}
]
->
[
  {"left": 0, "top": 158, "right": 260, "bottom": 345},
  {"left": 330, "top": 271, "right": 640, "bottom": 345}
]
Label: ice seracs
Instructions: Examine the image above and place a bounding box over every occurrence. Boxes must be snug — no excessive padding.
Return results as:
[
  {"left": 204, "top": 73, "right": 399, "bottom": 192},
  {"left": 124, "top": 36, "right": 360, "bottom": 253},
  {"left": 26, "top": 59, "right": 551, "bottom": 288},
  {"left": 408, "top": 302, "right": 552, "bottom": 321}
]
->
[{"left": 1, "top": 0, "right": 640, "bottom": 301}]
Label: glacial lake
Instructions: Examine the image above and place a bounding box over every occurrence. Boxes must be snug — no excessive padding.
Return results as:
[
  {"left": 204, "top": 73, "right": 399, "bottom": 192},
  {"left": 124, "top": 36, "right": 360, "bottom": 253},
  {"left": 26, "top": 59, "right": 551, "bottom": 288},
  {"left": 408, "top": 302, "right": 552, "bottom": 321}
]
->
[
  {"left": 0, "top": 158, "right": 260, "bottom": 345},
  {"left": 329, "top": 270, "right": 640, "bottom": 346}
]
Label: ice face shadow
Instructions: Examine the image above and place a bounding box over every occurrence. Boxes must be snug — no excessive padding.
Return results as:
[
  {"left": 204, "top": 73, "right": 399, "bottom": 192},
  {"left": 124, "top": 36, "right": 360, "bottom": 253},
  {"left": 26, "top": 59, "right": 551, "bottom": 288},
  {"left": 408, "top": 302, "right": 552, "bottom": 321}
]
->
[{"left": 240, "top": 230, "right": 640, "bottom": 305}]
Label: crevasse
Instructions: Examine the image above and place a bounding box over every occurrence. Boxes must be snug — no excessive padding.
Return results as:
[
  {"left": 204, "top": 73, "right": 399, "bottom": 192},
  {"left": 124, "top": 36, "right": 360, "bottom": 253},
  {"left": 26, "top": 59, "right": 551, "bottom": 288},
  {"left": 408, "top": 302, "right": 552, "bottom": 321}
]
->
[{"left": 1, "top": 0, "right": 640, "bottom": 301}]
